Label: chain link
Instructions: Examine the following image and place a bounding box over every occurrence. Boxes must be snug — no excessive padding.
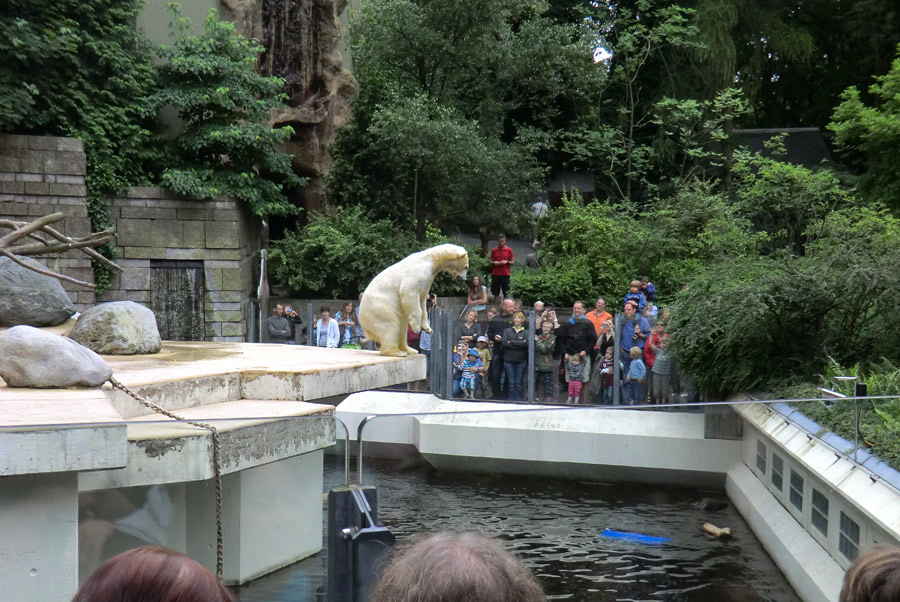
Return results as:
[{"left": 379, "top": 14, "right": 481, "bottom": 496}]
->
[{"left": 108, "top": 376, "right": 225, "bottom": 580}]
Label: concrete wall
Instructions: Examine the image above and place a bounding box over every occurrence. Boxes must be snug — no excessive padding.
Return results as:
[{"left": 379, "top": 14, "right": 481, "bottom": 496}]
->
[
  {"left": 0, "top": 134, "right": 94, "bottom": 309},
  {"left": 96, "top": 187, "right": 260, "bottom": 342}
]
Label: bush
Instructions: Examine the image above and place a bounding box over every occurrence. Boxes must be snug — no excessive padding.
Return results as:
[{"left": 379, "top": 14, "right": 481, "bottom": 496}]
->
[
  {"left": 670, "top": 206, "right": 900, "bottom": 395},
  {"left": 269, "top": 207, "right": 487, "bottom": 299}
]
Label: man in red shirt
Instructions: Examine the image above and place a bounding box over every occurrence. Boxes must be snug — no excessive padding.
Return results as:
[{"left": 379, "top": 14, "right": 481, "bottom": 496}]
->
[{"left": 489, "top": 234, "right": 514, "bottom": 301}]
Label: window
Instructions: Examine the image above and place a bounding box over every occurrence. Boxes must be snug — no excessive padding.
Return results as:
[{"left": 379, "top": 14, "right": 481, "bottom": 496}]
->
[
  {"left": 811, "top": 488, "right": 829, "bottom": 536},
  {"left": 789, "top": 470, "right": 803, "bottom": 512},
  {"left": 839, "top": 512, "right": 860, "bottom": 561},
  {"left": 771, "top": 453, "right": 784, "bottom": 492},
  {"left": 756, "top": 440, "right": 767, "bottom": 473}
]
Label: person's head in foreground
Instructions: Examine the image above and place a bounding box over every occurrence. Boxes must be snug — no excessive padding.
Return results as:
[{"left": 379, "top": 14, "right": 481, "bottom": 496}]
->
[
  {"left": 369, "top": 532, "right": 545, "bottom": 602},
  {"left": 72, "top": 546, "right": 235, "bottom": 602},
  {"left": 840, "top": 545, "right": 900, "bottom": 602}
]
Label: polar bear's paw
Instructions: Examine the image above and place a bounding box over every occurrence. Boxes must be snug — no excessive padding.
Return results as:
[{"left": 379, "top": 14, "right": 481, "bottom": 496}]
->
[
  {"left": 421, "top": 325, "right": 433, "bottom": 335},
  {"left": 381, "top": 348, "right": 408, "bottom": 357}
]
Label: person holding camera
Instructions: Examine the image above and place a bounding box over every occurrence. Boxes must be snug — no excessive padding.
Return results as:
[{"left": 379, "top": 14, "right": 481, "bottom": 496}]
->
[{"left": 266, "top": 304, "right": 294, "bottom": 344}]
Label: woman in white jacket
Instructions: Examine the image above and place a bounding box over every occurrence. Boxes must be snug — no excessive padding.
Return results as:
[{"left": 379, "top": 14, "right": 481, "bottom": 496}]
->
[{"left": 316, "top": 306, "right": 341, "bottom": 348}]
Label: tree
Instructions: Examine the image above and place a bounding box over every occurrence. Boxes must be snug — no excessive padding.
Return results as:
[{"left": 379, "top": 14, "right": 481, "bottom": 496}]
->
[
  {"left": 564, "top": 0, "right": 703, "bottom": 202},
  {"left": 328, "top": 0, "right": 595, "bottom": 239},
  {"left": 147, "top": 7, "right": 305, "bottom": 217},
  {"left": 830, "top": 45, "right": 900, "bottom": 211}
]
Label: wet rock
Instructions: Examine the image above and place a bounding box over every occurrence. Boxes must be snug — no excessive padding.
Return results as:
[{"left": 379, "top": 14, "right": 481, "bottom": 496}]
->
[
  {"left": 693, "top": 497, "right": 729, "bottom": 511},
  {"left": 0, "top": 325, "right": 111, "bottom": 388},
  {"left": 0, "top": 256, "right": 75, "bottom": 327},
  {"left": 69, "top": 301, "right": 162, "bottom": 355}
]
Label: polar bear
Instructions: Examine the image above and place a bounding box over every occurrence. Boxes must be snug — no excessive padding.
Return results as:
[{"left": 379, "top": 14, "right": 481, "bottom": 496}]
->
[{"left": 359, "top": 244, "right": 468, "bottom": 356}]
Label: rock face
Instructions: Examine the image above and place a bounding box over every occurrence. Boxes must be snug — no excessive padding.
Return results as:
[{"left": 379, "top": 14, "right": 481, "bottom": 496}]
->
[
  {"left": 0, "top": 326, "right": 112, "bottom": 388},
  {"left": 69, "top": 301, "right": 162, "bottom": 355},
  {"left": 0, "top": 256, "right": 76, "bottom": 327},
  {"left": 221, "top": 0, "right": 359, "bottom": 212}
]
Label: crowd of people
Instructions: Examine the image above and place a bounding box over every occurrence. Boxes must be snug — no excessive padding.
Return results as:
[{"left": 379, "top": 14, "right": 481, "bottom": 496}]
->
[
  {"left": 266, "top": 298, "right": 367, "bottom": 349},
  {"left": 71, "top": 535, "right": 900, "bottom": 602},
  {"left": 450, "top": 274, "right": 674, "bottom": 405},
  {"left": 265, "top": 234, "right": 682, "bottom": 406}
]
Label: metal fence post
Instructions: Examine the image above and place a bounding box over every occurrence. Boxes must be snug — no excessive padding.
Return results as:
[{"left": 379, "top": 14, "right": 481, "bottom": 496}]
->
[
  {"left": 443, "top": 309, "right": 455, "bottom": 400},
  {"left": 307, "top": 303, "right": 315, "bottom": 346},
  {"left": 613, "top": 313, "right": 621, "bottom": 406},
  {"left": 527, "top": 310, "right": 535, "bottom": 403}
]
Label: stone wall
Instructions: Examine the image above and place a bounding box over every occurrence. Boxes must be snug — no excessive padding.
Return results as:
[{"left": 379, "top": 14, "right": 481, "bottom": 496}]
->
[
  {"left": 0, "top": 134, "right": 261, "bottom": 342},
  {"left": 0, "top": 134, "right": 94, "bottom": 309},
  {"left": 96, "top": 188, "right": 261, "bottom": 342}
]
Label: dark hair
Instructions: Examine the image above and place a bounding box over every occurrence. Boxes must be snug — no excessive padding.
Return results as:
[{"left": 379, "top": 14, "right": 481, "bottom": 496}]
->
[
  {"left": 320, "top": 305, "right": 331, "bottom": 313},
  {"left": 840, "top": 545, "right": 900, "bottom": 602},
  {"left": 369, "top": 532, "right": 545, "bottom": 602},
  {"left": 71, "top": 546, "right": 235, "bottom": 602}
]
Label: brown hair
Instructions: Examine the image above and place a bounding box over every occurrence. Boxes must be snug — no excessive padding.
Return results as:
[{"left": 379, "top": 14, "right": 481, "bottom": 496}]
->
[
  {"left": 320, "top": 305, "right": 331, "bottom": 314},
  {"left": 369, "top": 532, "right": 545, "bottom": 602},
  {"left": 71, "top": 546, "right": 235, "bottom": 602},
  {"left": 840, "top": 545, "right": 900, "bottom": 602}
]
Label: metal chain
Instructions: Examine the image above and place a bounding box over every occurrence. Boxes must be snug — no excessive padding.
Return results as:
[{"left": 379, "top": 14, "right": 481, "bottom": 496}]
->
[{"left": 108, "top": 376, "right": 225, "bottom": 580}]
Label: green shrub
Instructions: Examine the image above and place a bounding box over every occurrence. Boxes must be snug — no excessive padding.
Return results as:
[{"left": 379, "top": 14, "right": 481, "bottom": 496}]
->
[{"left": 269, "top": 207, "right": 485, "bottom": 299}]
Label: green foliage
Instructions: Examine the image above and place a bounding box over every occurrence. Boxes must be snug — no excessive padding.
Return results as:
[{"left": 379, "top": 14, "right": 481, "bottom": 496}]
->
[
  {"left": 792, "top": 357, "right": 900, "bottom": 468},
  {"left": 512, "top": 183, "right": 755, "bottom": 306},
  {"left": 731, "top": 136, "right": 856, "bottom": 255},
  {"left": 830, "top": 45, "right": 900, "bottom": 211},
  {"left": 0, "top": 0, "right": 164, "bottom": 292},
  {"left": 268, "top": 207, "right": 484, "bottom": 299},
  {"left": 670, "top": 205, "right": 900, "bottom": 395},
  {"left": 270, "top": 206, "right": 415, "bottom": 298},
  {"left": 566, "top": 0, "right": 704, "bottom": 202},
  {"left": 148, "top": 7, "right": 305, "bottom": 217},
  {"left": 329, "top": 0, "right": 594, "bottom": 238}
]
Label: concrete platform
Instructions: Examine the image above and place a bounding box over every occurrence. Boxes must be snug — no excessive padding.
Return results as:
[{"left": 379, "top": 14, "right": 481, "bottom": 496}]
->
[{"left": 0, "top": 341, "right": 425, "bottom": 601}]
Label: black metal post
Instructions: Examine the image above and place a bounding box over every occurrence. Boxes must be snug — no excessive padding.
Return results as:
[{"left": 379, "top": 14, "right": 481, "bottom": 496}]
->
[
  {"left": 527, "top": 310, "right": 535, "bottom": 403},
  {"left": 443, "top": 309, "right": 454, "bottom": 399},
  {"left": 307, "top": 303, "right": 314, "bottom": 346},
  {"left": 613, "top": 313, "right": 621, "bottom": 406}
]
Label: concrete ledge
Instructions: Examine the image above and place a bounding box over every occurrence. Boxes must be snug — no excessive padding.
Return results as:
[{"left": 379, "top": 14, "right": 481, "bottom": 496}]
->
[
  {"left": 337, "top": 392, "right": 742, "bottom": 488},
  {"left": 0, "top": 389, "right": 126, "bottom": 476},
  {"left": 727, "top": 462, "right": 843, "bottom": 602},
  {"left": 80, "top": 400, "right": 335, "bottom": 490}
]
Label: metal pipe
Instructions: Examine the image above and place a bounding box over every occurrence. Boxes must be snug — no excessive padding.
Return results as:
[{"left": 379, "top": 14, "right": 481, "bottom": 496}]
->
[{"left": 356, "top": 414, "right": 376, "bottom": 484}]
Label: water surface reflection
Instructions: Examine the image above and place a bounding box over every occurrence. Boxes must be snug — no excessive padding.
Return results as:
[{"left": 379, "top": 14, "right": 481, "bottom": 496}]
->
[{"left": 235, "top": 455, "right": 800, "bottom": 602}]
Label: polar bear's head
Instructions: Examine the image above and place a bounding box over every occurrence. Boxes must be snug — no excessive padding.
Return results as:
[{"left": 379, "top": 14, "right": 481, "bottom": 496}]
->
[{"left": 429, "top": 244, "right": 469, "bottom": 280}]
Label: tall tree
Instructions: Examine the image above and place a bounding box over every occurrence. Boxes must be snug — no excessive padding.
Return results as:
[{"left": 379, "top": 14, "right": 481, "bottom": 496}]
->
[{"left": 328, "top": 0, "right": 596, "bottom": 240}]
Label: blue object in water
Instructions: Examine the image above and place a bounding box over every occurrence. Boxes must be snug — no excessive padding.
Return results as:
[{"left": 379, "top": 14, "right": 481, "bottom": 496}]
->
[{"left": 600, "top": 528, "right": 670, "bottom": 545}]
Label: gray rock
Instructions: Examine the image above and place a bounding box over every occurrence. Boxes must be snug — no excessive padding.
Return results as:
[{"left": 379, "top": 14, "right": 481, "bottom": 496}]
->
[
  {"left": 70, "top": 301, "right": 162, "bottom": 355},
  {"left": 0, "top": 256, "right": 76, "bottom": 327},
  {"left": 0, "top": 326, "right": 112, "bottom": 388}
]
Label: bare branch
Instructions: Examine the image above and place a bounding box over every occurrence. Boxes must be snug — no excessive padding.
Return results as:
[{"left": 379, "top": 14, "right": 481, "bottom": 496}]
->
[
  {"left": 0, "top": 249, "right": 96, "bottom": 289},
  {"left": 0, "top": 212, "right": 65, "bottom": 247},
  {"left": 0, "top": 212, "right": 123, "bottom": 287}
]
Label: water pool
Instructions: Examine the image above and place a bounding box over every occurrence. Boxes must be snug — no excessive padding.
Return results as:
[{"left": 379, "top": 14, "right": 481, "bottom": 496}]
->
[{"left": 235, "top": 454, "right": 801, "bottom": 602}]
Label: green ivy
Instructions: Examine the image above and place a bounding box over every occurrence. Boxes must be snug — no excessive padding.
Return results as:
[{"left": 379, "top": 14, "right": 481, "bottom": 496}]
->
[{"left": 0, "top": 0, "right": 164, "bottom": 293}]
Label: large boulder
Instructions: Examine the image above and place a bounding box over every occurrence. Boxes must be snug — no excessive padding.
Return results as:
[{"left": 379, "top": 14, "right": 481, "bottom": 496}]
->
[
  {"left": 70, "top": 301, "right": 162, "bottom": 355},
  {"left": 0, "top": 256, "right": 75, "bottom": 327},
  {"left": 0, "top": 326, "right": 111, "bottom": 388}
]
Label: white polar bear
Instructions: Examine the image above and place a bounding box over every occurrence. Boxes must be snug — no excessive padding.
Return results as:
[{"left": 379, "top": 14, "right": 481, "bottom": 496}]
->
[{"left": 358, "top": 244, "right": 468, "bottom": 356}]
